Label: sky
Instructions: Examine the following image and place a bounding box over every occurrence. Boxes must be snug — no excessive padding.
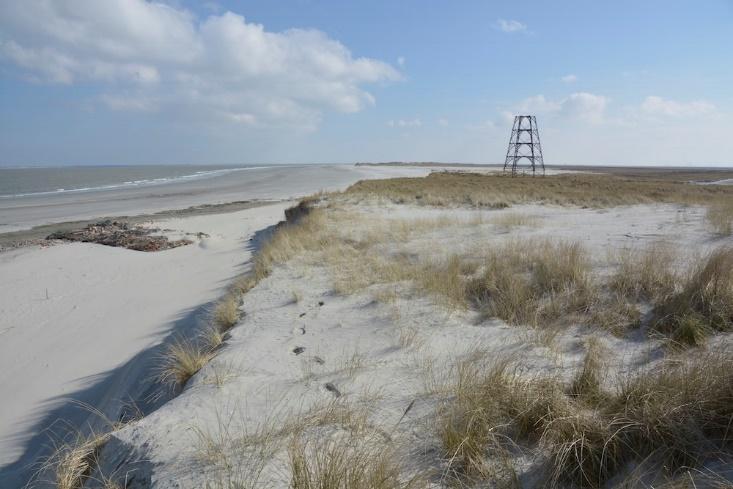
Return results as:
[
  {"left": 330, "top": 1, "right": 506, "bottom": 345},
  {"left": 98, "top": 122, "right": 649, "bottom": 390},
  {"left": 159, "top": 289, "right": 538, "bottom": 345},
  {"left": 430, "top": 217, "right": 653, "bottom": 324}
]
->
[{"left": 0, "top": 0, "right": 732, "bottom": 167}]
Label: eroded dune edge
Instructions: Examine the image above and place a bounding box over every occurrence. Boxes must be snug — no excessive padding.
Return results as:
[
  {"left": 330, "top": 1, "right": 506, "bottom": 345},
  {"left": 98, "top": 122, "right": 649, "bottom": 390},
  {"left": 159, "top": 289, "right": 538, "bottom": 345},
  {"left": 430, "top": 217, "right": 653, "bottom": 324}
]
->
[{"left": 44, "top": 171, "right": 733, "bottom": 489}]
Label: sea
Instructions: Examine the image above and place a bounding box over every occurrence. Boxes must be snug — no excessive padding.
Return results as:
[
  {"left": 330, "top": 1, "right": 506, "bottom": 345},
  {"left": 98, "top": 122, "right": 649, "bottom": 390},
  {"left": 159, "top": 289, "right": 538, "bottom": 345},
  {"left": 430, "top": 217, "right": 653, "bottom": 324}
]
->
[{"left": 0, "top": 165, "right": 266, "bottom": 198}]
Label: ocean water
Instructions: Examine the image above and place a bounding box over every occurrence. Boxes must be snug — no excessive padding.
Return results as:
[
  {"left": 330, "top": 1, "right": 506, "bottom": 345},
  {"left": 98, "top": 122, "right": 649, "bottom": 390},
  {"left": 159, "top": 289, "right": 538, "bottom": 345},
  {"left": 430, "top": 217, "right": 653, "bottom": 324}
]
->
[{"left": 0, "top": 165, "right": 264, "bottom": 198}]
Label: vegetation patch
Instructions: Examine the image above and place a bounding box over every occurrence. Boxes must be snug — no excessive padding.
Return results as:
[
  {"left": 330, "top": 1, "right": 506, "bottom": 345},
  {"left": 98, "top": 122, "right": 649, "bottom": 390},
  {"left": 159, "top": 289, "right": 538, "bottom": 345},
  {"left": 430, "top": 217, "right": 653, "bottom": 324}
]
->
[
  {"left": 343, "top": 172, "right": 733, "bottom": 209},
  {"left": 466, "top": 240, "right": 594, "bottom": 326},
  {"left": 652, "top": 247, "right": 733, "bottom": 345},
  {"left": 609, "top": 244, "right": 678, "bottom": 302},
  {"left": 707, "top": 200, "right": 733, "bottom": 235},
  {"left": 51, "top": 432, "right": 110, "bottom": 489},
  {"left": 439, "top": 348, "right": 733, "bottom": 488},
  {"left": 252, "top": 195, "right": 732, "bottom": 345},
  {"left": 288, "top": 432, "right": 422, "bottom": 489},
  {"left": 212, "top": 294, "right": 241, "bottom": 332},
  {"left": 157, "top": 337, "right": 215, "bottom": 391}
]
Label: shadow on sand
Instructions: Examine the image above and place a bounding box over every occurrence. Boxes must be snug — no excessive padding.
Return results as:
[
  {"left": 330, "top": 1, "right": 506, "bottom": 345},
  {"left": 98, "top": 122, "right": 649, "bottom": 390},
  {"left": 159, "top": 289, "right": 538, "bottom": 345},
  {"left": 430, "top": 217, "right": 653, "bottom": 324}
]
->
[{"left": 0, "top": 221, "right": 281, "bottom": 488}]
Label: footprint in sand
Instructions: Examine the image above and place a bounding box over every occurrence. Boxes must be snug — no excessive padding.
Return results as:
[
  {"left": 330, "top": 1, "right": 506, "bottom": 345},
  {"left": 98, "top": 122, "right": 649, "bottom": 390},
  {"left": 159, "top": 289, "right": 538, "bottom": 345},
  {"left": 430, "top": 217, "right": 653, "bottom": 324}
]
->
[{"left": 324, "top": 382, "right": 341, "bottom": 398}]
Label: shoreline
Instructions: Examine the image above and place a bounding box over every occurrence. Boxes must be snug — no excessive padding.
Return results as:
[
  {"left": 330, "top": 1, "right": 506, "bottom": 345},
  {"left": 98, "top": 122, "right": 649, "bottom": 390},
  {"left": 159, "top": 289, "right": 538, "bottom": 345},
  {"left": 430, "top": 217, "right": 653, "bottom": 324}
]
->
[{"left": 0, "top": 164, "right": 431, "bottom": 234}]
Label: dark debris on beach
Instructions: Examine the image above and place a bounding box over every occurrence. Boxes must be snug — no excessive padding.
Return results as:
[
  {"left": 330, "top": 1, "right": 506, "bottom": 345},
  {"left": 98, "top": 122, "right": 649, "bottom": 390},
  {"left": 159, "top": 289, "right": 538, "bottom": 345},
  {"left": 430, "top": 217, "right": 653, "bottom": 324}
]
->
[{"left": 46, "top": 220, "right": 192, "bottom": 252}]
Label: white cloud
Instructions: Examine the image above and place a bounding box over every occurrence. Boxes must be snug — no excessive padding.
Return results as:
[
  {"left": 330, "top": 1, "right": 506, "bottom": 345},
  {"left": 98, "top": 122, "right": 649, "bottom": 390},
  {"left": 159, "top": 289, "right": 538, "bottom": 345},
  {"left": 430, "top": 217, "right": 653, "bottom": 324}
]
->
[
  {"left": 0, "top": 1, "right": 400, "bottom": 129},
  {"left": 387, "top": 118, "right": 422, "bottom": 128},
  {"left": 514, "top": 95, "right": 562, "bottom": 114},
  {"left": 640, "top": 96, "right": 715, "bottom": 118},
  {"left": 561, "top": 74, "right": 577, "bottom": 83},
  {"left": 226, "top": 112, "right": 257, "bottom": 125},
  {"left": 438, "top": 118, "right": 449, "bottom": 126},
  {"left": 495, "top": 19, "right": 527, "bottom": 33},
  {"left": 397, "top": 56, "right": 405, "bottom": 67},
  {"left": 561, "top": 92, "right": 608, "bottom": 123},
  {"left": 507, "top": 92, "right": 608, "bottom": 124}
]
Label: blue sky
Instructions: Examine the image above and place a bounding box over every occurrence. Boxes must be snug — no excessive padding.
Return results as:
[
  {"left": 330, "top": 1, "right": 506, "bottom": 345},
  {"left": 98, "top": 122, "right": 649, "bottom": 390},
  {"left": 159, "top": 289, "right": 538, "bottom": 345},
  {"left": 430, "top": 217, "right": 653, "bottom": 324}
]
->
[{"left": 1, "top": 0, "right": 732, "bottom": 166}]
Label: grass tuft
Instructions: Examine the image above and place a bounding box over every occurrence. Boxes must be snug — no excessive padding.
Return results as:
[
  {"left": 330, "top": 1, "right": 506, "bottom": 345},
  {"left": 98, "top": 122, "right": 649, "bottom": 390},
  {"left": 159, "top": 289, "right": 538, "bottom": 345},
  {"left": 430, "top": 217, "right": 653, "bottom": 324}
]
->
[
  {"left": 201, "top": 324, "right": 226, "bottom": 352},
  {"left": 467, "top": 240, "right": 593, "bottom": 326},
  {"left": 587, "top": 293, "right": 641, "bottom": 335},
  {"left": 48, "top": 431, "right": 110, "bottom": 489},
  {"left": 612, "top": 348, "right": 733, "bottom": 469},
  {"left": 652, "top": 247, "right": 733, "bottom": 344},
  {"left": 569, "top": 336, "right": 607, "bottom": 403},
  {"left": 289, "top": 431, "right": 422, "bottom": 489},
  {"left": 438, "top": 356, "right": 564, "bottom": 482},
  {"left": 610, "top": 244, "right": 678, "bottom": 302},
  {"left": 157, "top": 337, "right": 215, "bottom": 390},
  {"left": 542, "top": 412, "right": 623, "bottom": 488},
  {"left": 213, "top": 294, "right": 241, "bottom": 331},
  {"left": 230, "top": 274, "right": 257, "bottom": 295}
]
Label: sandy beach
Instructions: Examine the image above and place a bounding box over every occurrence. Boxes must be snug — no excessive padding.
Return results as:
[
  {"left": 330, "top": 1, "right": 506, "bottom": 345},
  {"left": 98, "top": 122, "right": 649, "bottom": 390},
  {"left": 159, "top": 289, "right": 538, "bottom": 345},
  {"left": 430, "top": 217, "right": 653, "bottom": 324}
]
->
[
  {"left": 0, "top": 164, "right": 429, "bottom": 234},
  {"left": 0, "top": 164, "right": 428, "bottom": 487}
]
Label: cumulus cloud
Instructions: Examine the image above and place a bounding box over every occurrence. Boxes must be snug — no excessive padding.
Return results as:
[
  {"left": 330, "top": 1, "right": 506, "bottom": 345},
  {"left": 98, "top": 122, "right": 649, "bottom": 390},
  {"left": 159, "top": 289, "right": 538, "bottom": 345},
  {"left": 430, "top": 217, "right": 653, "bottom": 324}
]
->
[
  {"left": 641, "top": 96, "right": 715, "bottom": 118},
  {"left": 506, "top": 92, "right": 608, "bottom": 124},
  {"left": 514, "top": 95, "right": 561, "bottom": 114},
  {"left": 561, "top": 92, "right": 608, "bottom": 123},
  {"left": 561, "top": 74, "right": 577, "bottom": 83},
  {"left": 0, "top": 0, "right": 400, "bottom": 128},
  {"left": 495, "top": 19, "right": 527, "bottom": 33}
]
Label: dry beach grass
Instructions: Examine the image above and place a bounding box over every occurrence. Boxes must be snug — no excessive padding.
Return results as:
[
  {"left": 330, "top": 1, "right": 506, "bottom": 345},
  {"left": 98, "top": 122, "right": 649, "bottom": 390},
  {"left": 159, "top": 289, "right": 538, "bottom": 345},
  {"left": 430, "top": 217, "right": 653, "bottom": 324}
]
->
[
  {"left": 237, "top": 171, "right": 732, "bottom": 487},
  {"left": 438, "top": 347, "right": 733, "bottom": 488},
  {"left": 343, "top": 171, "right": 733, "bottom": 209},
  {"left": 77, "top": 170, "right": 733, "bottom": 489}
]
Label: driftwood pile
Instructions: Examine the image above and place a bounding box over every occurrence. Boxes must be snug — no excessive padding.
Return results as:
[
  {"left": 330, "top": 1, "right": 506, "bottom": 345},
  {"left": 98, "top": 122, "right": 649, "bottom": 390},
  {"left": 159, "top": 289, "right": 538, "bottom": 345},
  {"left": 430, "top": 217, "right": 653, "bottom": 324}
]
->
[{"left": 47, "top": 220, "right": 191, "bottom": 252}]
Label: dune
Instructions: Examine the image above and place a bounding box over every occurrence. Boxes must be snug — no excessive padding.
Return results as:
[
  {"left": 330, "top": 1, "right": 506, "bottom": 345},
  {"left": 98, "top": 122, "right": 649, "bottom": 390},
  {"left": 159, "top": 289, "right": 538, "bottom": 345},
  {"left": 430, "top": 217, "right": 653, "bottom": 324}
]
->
[
  {"left": 0, "top": 164, "right": 431, "bottom": 488},
  {"left": 0, "top": 202, "right": 290, "bottom": 485},
  {"left": 3, "top": 167, "right": 732, "bottom": 488}
]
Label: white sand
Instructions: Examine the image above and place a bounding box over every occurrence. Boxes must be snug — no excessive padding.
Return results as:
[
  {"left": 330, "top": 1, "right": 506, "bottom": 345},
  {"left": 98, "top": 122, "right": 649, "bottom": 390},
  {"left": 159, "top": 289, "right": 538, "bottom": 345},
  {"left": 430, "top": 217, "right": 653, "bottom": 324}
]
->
[
  {"left": 90, "top": 201, "right": 730, "bottom": 487},
  {"left": 0, "top": 203, "right": 290, "bottom": 484},
  {"left": 3, "top": 163, "right": 729, "bottom": 487},
  {"left": 0, "top": 164, "right": 429, "bottom": 487}
]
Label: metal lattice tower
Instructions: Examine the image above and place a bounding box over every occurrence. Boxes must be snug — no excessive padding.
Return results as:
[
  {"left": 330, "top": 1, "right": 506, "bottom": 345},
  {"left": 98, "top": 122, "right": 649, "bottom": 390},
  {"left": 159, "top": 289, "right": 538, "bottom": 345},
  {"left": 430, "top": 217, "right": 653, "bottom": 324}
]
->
[{"left": 503, "top": 115, "right": 544, "bottom": 176}]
